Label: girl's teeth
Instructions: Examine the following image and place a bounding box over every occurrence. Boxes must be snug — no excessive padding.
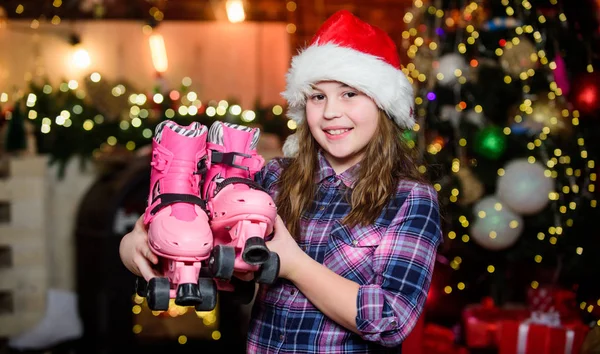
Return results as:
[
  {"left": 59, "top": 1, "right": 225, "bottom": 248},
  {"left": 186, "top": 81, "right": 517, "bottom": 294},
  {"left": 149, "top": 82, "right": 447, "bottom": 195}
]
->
[{"left": 327, "top": 129, "right": 349, "bottom": 135}]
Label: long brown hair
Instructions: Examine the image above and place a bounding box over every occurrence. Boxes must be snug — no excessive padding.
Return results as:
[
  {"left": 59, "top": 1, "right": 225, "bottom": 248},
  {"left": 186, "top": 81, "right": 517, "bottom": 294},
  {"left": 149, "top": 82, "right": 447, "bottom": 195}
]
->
[{"left": 276, "top": 110, "right": 425, "bottom": 239}]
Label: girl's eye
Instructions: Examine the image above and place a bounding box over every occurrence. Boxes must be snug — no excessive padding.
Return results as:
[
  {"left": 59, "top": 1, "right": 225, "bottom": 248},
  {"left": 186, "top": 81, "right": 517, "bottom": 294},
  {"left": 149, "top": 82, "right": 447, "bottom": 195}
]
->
[
  {"left": 311, "top": 94, "right": 325, "bottom": 101},
  {"left": 344, "top": 91, "right": 358, "bottom": 98}
]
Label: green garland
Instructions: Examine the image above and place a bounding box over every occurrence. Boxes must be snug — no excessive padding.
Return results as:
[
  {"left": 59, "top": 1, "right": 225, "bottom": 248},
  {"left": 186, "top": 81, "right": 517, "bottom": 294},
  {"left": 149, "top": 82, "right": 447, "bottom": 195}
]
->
[{"left": 1, "top": 76, "right": 291, "bottom": 175}]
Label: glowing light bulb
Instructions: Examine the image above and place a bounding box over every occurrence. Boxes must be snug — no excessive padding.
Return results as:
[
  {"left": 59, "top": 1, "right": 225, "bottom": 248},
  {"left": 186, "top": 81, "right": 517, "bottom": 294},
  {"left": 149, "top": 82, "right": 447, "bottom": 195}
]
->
[
  {"left": 149, "top": 34, "right": 168, "bottom": 73},
  {"left": 72, "top": 48, "right": 91, "bottom": 69},
  {"left": 226, "top": 0, "right": 245, "bottom": 23}
]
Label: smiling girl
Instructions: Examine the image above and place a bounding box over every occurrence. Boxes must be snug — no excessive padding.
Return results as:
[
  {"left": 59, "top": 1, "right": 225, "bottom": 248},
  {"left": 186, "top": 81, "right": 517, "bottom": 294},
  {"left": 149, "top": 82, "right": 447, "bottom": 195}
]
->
[{"left": 248, "top": 9, "right": 443, "bottom": 353}]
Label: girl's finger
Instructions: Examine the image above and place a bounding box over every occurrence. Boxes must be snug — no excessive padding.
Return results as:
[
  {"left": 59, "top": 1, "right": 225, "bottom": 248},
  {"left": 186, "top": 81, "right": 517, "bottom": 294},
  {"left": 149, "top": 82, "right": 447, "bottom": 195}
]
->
[
  {"left": 134, "top": 215, "right": 147, "bottom": 232},
  {"left": 144, "top": 248, "right": 159, "bottom": 264},
  {"left": 137, "top": 256, "right": 159, "bottom": 281}
]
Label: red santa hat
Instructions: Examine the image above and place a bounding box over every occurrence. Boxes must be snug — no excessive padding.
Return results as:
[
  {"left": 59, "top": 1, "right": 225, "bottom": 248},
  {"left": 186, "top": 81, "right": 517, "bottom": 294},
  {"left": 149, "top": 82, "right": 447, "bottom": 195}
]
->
[{"left": 282, "top": 10, "right": 415, "bottom": 157}]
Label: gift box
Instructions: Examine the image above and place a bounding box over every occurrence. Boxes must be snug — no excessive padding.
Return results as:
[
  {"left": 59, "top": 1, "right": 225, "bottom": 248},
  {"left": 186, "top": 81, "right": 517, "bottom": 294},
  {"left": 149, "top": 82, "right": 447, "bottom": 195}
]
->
[
  {"left": 553, "top": 289, "right": 580, "bottom": 323},
  {"left": 527, "top": 287, "right": 555, "bottom": 313},
  {"left": 462, "top": 298, "right": 530, "bottom": 348},
  {"left": 403, "top": 313, "right": 425, "bottom": 354},
  {"left": 527, "top": 286, "right": 580, "bottom": 323},
  {"left": 403, "top": 317, "right": 469, "bottom": 354},
  {"left": 422, "top": 323, "right": 469, "bottom": 354},
  {"left": 498, "top": 313, "right": 589, "bottom": 354}
]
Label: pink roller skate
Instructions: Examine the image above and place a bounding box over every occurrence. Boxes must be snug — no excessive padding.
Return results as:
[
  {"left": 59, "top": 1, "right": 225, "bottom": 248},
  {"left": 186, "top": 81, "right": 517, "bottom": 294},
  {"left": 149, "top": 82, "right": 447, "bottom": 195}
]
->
[
  {"left": 202, "top": 121, "right": 280, "bottom": 302},
  {"left": 135, "top": 120, "right": 217, "bottom": 312}
]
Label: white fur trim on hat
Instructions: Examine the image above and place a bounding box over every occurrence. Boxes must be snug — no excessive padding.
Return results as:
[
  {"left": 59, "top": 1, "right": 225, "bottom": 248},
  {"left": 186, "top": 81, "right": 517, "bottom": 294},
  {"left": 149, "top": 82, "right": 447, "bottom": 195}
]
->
[{"left": 282, "top": 43, "right": 414, "bottom": 127}]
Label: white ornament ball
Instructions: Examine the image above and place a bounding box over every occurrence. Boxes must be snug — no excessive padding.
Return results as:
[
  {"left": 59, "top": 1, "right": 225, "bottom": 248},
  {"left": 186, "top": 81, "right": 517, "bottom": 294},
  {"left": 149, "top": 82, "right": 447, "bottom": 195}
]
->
[
  {"left": 471, "top": 196, "right": 523, "bottom": 251},
  {"left": 496, "top": 159, "right": 554, "bottom": 215},
  {"left": 434, "top": 53, "right": 469, "bottom": 87}
]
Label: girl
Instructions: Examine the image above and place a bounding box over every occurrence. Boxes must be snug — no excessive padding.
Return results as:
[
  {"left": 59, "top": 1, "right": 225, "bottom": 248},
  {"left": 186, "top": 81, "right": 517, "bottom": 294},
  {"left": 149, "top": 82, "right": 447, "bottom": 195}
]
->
[
  {"left": 120, "top": 9, "right": 441, "bottom": 353},
  {"left": 246, "top": 10, "right": 441, "bottom": 353}
]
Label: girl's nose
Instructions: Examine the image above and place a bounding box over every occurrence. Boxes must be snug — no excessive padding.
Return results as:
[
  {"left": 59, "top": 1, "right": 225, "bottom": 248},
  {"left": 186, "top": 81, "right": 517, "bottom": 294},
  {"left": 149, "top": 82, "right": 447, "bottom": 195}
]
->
[{"left": 323, "top": 99, "right": 342, "bottom": 119}]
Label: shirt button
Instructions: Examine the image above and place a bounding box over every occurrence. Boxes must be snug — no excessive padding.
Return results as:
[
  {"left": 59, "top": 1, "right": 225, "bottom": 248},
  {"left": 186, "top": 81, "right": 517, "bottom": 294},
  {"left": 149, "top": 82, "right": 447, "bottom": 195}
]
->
[
  {"left": 391, "top": 320, "right": 398, "bottom": 327},
  {"left": 352, "top": 240, "right": 359, "bottom": 246},
  {"left": 279, "top": 334, "right": 285, "bottom": 341},
  {"left": 319, "top": 206, "right": 325, "bottom": 211},
  {"left": 290, "top": 289, "right": 296, "bottom": 295}
]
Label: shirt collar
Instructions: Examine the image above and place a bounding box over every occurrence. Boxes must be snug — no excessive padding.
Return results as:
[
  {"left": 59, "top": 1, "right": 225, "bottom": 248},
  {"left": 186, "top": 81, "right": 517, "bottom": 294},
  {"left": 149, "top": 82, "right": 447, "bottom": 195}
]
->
[{"left": 314, "top": 150, "right": 360, "bottom": 188}]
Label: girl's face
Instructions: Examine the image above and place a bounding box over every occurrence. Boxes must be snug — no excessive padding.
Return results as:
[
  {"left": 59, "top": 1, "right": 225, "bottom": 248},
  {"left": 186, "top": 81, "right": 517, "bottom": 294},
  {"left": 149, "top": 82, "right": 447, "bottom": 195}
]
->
[{"left": 305, "top": 81, "right": 379, "bottom": 174}]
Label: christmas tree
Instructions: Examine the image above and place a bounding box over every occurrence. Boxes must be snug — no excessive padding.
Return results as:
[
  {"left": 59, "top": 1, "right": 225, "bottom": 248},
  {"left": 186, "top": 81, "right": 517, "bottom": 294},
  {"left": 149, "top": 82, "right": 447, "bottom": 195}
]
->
[{"left": 402, "top": 0, "right": 600, "bottom": 327}]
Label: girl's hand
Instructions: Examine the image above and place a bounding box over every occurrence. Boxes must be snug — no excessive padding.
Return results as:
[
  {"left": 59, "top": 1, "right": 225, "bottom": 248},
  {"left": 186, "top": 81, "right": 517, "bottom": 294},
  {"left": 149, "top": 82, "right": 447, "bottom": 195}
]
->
[
  {"left": 119, "top": 216, "right": 160, "bottom": 281},
  {"left": 265, "top": 215, "right": 308, "bottom": 280}
]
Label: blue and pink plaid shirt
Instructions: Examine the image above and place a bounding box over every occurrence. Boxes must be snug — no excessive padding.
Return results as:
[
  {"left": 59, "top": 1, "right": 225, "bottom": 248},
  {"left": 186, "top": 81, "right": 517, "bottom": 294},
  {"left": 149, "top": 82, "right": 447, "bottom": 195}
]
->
[{"left": 247, "top": 152, "right": 442, "bottom": 353}]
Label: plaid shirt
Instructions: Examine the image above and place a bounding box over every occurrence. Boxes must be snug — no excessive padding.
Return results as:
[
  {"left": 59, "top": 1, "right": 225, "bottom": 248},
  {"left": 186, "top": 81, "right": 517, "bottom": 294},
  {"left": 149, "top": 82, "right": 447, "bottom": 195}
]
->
[{"left": 247, "top": 152, "right": 442, "bottom": 353}]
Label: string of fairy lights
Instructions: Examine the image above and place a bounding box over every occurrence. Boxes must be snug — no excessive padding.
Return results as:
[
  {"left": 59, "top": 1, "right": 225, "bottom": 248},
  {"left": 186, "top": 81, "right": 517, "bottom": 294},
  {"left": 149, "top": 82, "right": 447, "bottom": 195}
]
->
[
  {"left": 403, "top": 0, "right": 597, "bottom": 317},
  {"left": 404, "top": 1, "right": 493, "bottom": 295},
  {"left": 2, "top": 74, "right": 288, "bottom": 153},
  {"left": 286, "top": 0, "right": 298, "bottom": 35},
  {"left": 499, "top": 0, "right": 597, "bottom": 317},
  {"left": 131, "top": 292, "right": 221, "bottom": 344}
]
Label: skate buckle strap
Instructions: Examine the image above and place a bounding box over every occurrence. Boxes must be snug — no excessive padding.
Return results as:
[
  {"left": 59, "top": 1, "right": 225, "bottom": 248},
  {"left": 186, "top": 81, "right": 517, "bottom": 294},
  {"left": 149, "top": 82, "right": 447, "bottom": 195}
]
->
[
  {"left": 150, "top": 193, "right": 207, "bottom": 215},
  {"left": 194, "top": 157, "right": 209, "bottom": 176},
  {"left": 151, "top": 152, "right": 171, "bottom": 172},
  {"left": 214, "top": 177, "right": 267, "bottom": 195},
  {"left": 211, "top": 151, "right": 262, "bottom": 173}
]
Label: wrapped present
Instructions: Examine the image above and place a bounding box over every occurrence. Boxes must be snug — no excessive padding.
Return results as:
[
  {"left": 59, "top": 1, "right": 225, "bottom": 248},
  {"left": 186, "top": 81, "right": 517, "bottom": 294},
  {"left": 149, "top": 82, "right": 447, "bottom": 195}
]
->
[
  {"left": 527, "top": 287, "right": 555, "bottom": 313},
  {"left": 423, "top": 323, "right": 469, "bottom": 354},
  {"left": 403, "top": 313, "right": 425, "bottom": 354},
  {"left": 462, "top": 298, "right": 530, "bottom": 348},
  {"left": 498, "top": 312, "right": 590, "bottom": 354},
  {"left": 553, "top": 289, "right": 580, "bottom": 323},
  {"left": 527, "top": 286, "right": 580, "bottom": 322}
]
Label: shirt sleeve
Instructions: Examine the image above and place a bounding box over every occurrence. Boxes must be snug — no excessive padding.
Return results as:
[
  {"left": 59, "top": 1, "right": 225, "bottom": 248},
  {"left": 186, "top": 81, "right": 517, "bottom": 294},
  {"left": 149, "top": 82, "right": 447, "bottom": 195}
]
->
[{"left": 355, "top": 183, "right": 442, "bottom": 347}]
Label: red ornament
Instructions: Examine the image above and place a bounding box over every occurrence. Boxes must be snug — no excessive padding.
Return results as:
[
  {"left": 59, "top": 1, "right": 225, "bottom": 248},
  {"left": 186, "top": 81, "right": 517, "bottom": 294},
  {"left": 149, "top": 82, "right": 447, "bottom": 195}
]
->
[{"left": 570, "top": 72, "right": 600, "bottom": 115}]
